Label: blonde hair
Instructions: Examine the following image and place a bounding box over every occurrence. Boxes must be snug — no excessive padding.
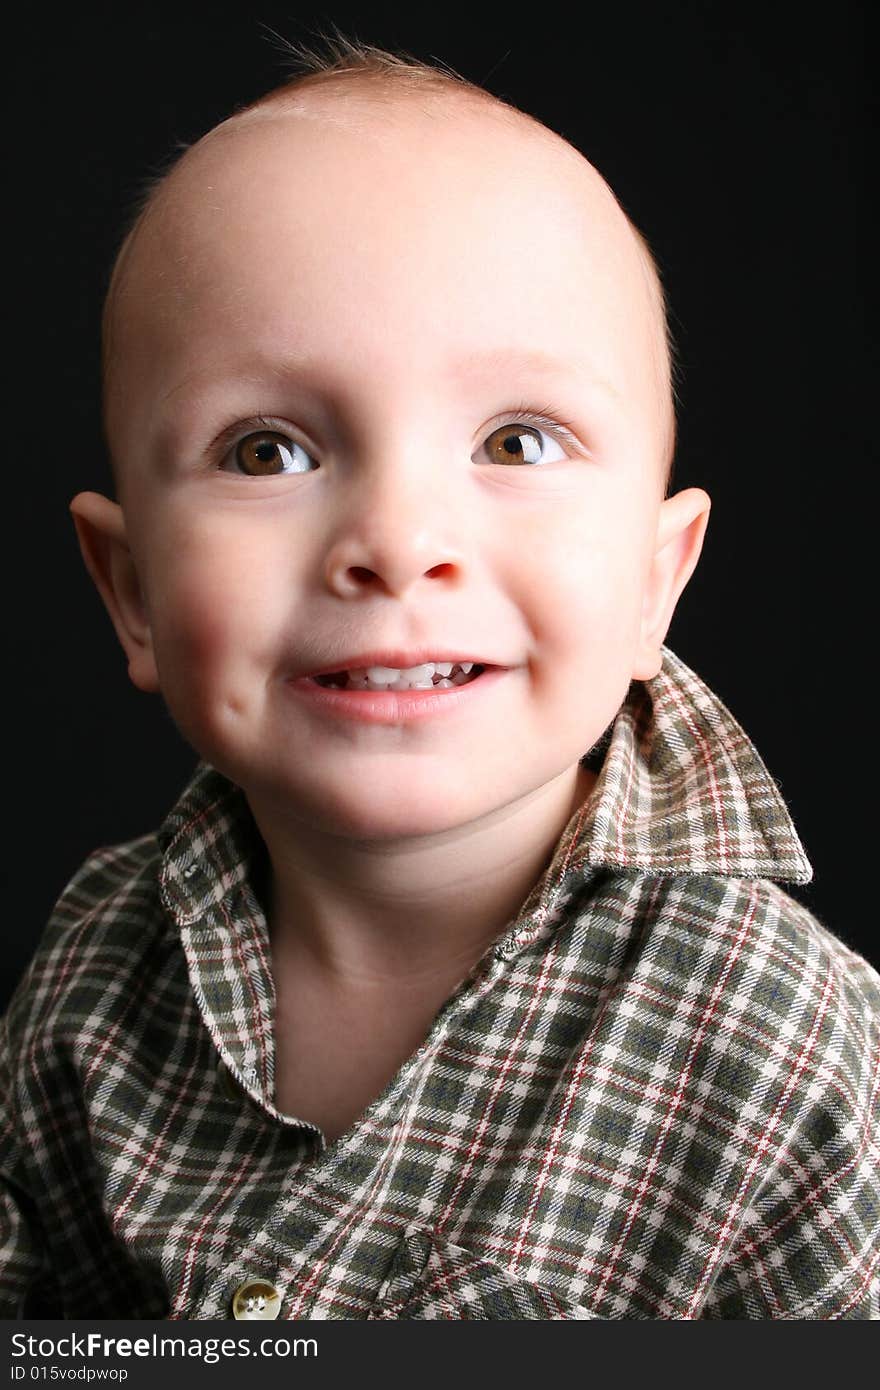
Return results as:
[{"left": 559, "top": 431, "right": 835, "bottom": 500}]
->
[{"left": 102, "top": 24, "right": 678, "bottom": 491}]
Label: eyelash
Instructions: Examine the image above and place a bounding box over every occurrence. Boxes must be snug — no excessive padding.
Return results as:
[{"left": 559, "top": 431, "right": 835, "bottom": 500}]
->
[
  {"left": 498, "top": 402, "right": 583, "bottom": 453},
  {"left": 213, "top": 402, "right": 583, "bottom": 469}
]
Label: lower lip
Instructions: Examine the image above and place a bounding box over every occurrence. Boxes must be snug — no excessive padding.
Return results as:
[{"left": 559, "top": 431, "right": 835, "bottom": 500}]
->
[{"left": 285, "top": 668, "right": 508, "bottom": 724}]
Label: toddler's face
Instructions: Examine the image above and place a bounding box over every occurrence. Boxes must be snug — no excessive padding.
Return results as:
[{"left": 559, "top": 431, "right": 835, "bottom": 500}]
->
[{"left": 85, "top": 95, "right": 707, "bottom": 841}]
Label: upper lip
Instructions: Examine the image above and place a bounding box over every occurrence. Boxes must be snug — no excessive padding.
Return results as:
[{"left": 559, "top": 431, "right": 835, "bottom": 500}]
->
[{"left": 298, "top": 651, "right": 499, "bottom": 678}]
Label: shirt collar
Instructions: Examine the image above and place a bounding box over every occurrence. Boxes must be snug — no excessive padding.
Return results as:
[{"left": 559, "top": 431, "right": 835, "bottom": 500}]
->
[
  {"left": 569, "top": 645, "right": 811, "bottom": 883},
  {"left": 157, "top": 645, "right": 811, "bottom": 929}
]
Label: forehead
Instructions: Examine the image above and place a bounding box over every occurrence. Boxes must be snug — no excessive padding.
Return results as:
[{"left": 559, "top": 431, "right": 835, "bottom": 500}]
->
[{"left": 106, "top": 92, "right": 661, "bottom": 456}]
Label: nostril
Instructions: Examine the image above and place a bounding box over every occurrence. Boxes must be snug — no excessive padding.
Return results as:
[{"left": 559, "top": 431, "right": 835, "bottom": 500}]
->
[{"left": 345, "top": 563, "right": 456, "bottom": 586}]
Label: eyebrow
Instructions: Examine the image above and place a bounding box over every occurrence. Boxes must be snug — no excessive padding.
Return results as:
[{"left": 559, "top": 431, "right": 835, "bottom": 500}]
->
[
  {"left": 445, "top": 347, "right": 620, "bottom": 398},
  {"left": 154, "top": 344, "right": 619, "bottom": 435},
  {"left": 158, "top": 345, "right": 616, "bottom": 404}
]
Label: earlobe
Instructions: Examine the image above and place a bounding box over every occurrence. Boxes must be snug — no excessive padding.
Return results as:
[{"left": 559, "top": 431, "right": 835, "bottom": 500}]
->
[
  {"left": 633, "top": 487, "right": 712, "bottom": 681},
  {"left": 69, "top": 491, "right": 161, "bottom": 693}
]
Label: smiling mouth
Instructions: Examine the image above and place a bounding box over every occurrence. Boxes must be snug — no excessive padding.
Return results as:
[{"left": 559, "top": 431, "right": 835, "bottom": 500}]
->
[{"left": 311, "top": 661, "right": 487, "bottom": 691}]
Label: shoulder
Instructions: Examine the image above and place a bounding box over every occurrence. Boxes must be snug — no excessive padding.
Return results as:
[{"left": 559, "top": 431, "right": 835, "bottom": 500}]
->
[
  {"left": 48, "top": 831, "right": 161, "bottom": 932},
  {"left": 0, "top": 834, "right": 180, "bottom": 1319},
  {"left": 636, "top": 870, "right": 880, "bottom": 1023},
  {"left": 751, "top": 879, "right": 880, "bottom": 1028},
  {"left": 633, "top": 873, "right": 880, "bottom": 1318},
  {"left": 712, "top": 877, "right": 880, "bottom": 1139},
  {"left": 3, "top": 831, "right": 172, "bottom": 1057},
  {"left": 632, "top": 871, "right": 880, "bottom": 1119}
]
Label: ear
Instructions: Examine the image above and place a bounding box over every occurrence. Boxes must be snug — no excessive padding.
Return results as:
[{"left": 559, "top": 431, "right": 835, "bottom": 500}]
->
[
  {"left": 632, "top": 487, "right": 712, "bottom": 681},
  {"left": 69, "top": 491, "right": 161, "bottom": 693}
]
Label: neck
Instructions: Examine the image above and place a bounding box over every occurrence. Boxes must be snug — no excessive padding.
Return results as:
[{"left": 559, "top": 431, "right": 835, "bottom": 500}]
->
[{"left": 246, "top": 762, "right": 597, "bottom": 989}]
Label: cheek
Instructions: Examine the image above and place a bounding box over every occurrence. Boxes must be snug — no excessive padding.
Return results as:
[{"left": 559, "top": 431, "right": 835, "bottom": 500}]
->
[
  {"left": 515, "top": 505, "right": 648, "bottom": 662},
  {"left": 140, "top": 515, "right": 289, "bottom": 705}
]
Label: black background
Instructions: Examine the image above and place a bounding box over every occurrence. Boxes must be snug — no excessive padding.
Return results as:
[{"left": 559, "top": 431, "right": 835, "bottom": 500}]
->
[{"left": 4, "top": 1, "right": 874, "bottom": 1008}]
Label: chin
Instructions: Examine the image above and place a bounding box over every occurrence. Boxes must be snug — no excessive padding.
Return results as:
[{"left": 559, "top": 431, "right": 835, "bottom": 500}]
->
[
  {"left": 310, "top": 792, "right": 484, "bottom": 842},
  {"left": 231, "top": 749, "right": 529, "bottom": 843}
]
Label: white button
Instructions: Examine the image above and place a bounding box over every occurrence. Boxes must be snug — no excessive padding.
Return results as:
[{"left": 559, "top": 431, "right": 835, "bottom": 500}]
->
[{"left": 231, "top": 1278, "right": 282, "bottom": 1319}]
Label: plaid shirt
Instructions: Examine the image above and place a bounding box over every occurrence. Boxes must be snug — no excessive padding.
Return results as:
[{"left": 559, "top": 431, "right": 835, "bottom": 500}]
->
[{"left": 2, "top": 648, "right": 878, "bottom": 1320}]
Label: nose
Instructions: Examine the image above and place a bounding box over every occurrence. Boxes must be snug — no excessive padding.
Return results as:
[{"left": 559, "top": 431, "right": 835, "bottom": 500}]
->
[{"left": 322, "top": 453, "right": 467, "bottom": 600}]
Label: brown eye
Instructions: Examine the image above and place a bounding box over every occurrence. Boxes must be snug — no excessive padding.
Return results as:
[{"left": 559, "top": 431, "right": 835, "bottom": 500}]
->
[
  {"left": 483, "top": 424, "right": 547, "bottom": 466},
  {"left": 231, "top": 431, "right": 315, "bottom": 476}
]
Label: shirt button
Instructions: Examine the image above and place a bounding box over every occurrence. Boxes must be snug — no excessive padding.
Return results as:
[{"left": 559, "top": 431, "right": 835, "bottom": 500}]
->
[{"left": 231, "top": 1278, "right": 282, "bottom": 1320}]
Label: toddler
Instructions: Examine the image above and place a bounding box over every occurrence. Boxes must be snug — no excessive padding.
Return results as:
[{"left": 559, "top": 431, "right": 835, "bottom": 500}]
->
[{"left": 2, "top": 36, "right": 878, "bottom": 1320}]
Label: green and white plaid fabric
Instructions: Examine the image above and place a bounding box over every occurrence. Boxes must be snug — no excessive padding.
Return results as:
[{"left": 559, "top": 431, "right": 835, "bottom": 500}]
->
[{"left": 2, "top": 648, "right": 878, "bottom": 1319}]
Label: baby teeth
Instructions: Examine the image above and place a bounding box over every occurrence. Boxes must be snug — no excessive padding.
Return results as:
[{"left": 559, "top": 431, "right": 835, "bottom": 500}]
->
[
  {"left": 366, "top": 664, "right": 434, "bottom": 685},
  {"left": 317, "top": 660, "right": 484, "bottom": 691}
]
